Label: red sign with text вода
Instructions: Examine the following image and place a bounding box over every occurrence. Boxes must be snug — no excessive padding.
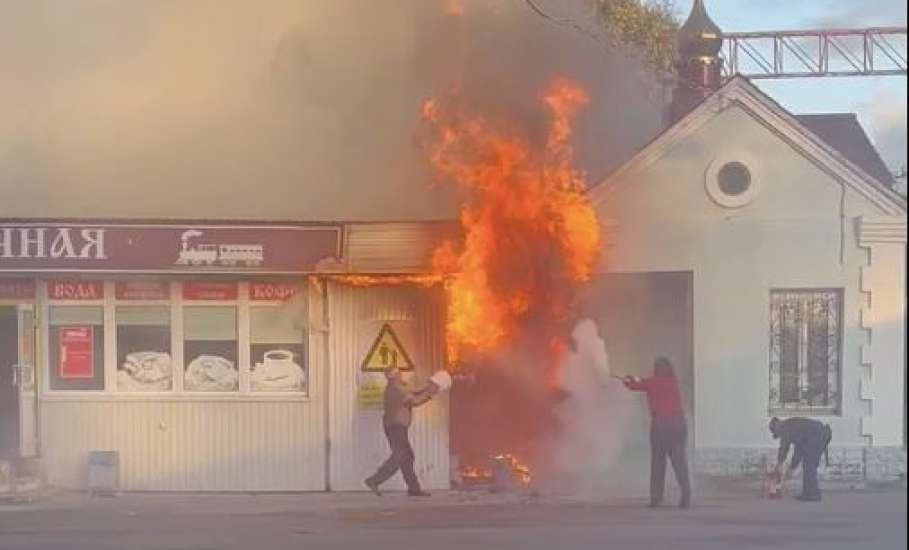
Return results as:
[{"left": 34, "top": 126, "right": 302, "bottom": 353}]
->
[{"left": 47, "top": 280, "right": 104, "bottom": 300}]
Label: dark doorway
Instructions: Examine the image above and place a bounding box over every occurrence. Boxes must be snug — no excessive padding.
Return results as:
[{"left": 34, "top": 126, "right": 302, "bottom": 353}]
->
[
  {"left": 570, "top": 271, "right": 695, "bottom": 496},
  {"left": 0, "top": 306, "right": 19, "bottom": 459},
  {"left": 448, "top": 272, "right": 694, "bottom": 495}
]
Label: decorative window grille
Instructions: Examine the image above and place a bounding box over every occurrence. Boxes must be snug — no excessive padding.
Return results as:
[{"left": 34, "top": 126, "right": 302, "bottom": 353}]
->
[{"left": 769, "top": 289, "right": 842, "bottom": 414}]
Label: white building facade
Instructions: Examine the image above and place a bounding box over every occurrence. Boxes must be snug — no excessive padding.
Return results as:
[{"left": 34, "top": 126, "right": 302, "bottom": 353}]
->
[{"left": 589, "top": 77, "right": 907, "bottom": 481}]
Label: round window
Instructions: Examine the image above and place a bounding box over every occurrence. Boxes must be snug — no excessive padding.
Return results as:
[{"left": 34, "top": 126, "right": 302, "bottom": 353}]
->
[
  {"left": 717, "top": 162, "right": 751, "bottom": 196},
  {"left": 705, "top": 153, "right": 762, "bottom": 209}
]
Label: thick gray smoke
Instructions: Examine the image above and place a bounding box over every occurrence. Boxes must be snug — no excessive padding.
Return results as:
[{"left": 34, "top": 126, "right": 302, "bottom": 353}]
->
[
  {"left": 1, "top": 0, "right": 664, "bottom": 221},
  {"left": 548, "top": 318, "right": 650, "bottom": 497}
]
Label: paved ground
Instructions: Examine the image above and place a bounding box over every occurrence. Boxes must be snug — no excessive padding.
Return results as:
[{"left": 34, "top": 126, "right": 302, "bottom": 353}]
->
[{"left": 1, "top": 486, "right": 905, "bottom": 550}]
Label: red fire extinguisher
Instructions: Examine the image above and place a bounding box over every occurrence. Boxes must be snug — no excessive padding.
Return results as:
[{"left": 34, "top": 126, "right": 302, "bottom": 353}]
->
[{"left": 764, "top": 470, "right": 784, "bottom": 499}]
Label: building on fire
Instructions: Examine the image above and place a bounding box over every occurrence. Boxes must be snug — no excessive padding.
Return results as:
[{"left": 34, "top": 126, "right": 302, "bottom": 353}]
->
[{"left": 1, "top": 0, "right": 905, "bottom": 493}]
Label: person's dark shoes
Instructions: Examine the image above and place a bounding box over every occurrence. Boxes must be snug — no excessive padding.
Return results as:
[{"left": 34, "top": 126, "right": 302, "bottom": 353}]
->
[
  {"left": 364, "top": 478, "right": 382, "bottom": 496},
  {"left": 648, "top": 501, "right": 661, "bottom": 508},
  {"left": 407, "top": 490, "right": 431, "bottom": 497},
  {"left": 679, "top": 496, "right": 691, "bottom": 508},
  {"left": 796, "top": 494, "right": 821, "bottom": 502}
]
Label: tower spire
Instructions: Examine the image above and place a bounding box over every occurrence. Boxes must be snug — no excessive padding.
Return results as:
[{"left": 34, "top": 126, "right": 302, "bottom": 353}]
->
[{"left": 668, "top": 0, "right": 724, "bottom": 124}]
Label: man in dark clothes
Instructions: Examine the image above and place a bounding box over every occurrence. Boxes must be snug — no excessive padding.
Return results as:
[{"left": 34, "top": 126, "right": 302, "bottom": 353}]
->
[
  {"left": 770, "top": 416, "right": 833, "bottom": 502},
  {"left": 623, "top": 357, "right": 692, "bottom": 508},
  {"left": 365, "top": 366, "right": 433, "bottom": 497}
]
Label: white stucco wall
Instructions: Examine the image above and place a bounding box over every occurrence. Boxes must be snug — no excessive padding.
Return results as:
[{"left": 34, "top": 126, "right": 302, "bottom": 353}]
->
[
  {"left": 593, "top": 104, "right": 906, "bottom": 450},
  {"left": 859, "top": 237, "right": 907, "bottom": 447}
]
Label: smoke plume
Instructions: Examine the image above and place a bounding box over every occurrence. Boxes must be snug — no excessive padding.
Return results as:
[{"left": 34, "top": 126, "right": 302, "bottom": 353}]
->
[
  {"left": 546, "top": 318, "right": 644, "bottom": 496},
  {"left": 1, "top": 0, "right": 664, "bottom": 222}
]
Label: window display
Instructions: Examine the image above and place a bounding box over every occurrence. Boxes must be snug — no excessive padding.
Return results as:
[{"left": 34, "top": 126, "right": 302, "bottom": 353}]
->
[
  {"left": 183, "top": 306, "right": 238, "bottom": 392},
  {"left": 116, "top": 306, "right": 172, "bottom": 391},
  {"left": 250, "top": 306, "right": 306, "bottom": 392},
  {"left": 49, "top": 306, "right": 104, "bottom": 391}
]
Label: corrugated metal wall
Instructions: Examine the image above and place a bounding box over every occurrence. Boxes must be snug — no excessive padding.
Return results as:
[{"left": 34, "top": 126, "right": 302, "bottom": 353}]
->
[
  {"left": 327, "top": 282, "right": 449, "bottom": 491},
  {"left": 38, "top": 279, "right": 450, "bottom": 492},
  {"left": 344, "top": 223, "right": 459, "bottom": 273},
  {"left": 41, "top": 399, "right": 325, "bottom": 491},
  {"left": 39, "top": 280, "right": 328, "bottom": 492}
]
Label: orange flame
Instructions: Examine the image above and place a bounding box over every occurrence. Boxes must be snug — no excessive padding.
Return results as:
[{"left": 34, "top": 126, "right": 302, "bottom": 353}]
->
[
  {"left": 459, "top": 465, "right": 493, "bottom": 482},
  {"left": 459, "top": 453, "right": 533, "bottom": 488},
  {"left": 326, "top": 274, "right": 443, "bottom": 288},
  {"left": 422, "top": 77, "right": 601, "bottom": 367},
  {"left": 495, "top": 453, "right": 533, "bottom": 487}
]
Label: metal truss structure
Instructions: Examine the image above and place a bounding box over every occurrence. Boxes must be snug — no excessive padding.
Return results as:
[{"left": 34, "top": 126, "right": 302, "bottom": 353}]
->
[{"left": 723, "top": 27, "right": 907, "bottom": 79}]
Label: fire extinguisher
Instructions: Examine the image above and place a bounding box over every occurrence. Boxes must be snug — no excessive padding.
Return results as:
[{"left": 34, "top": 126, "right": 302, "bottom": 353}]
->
[{"left": 763, "top": 469, "right": 784, "bottom": 499}]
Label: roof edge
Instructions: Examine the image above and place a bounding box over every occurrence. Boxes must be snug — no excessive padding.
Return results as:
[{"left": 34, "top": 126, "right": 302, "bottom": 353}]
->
[{"left": 588, "top": 75, "right": 907, "bottom": 216}]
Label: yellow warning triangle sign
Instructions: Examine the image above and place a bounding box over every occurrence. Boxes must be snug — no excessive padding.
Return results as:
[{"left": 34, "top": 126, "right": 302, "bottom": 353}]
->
[{"left": 362, "top": 323, "right": 415, "bottom": 372}]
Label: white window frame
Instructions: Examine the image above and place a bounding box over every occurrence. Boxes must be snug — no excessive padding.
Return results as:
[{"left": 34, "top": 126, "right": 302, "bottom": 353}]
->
[
  {"left": 40, "top": 281, "right": 108, "bottom": 395},
  {"left": 181, "top": 289, "right": 243, "bottom": 395}
]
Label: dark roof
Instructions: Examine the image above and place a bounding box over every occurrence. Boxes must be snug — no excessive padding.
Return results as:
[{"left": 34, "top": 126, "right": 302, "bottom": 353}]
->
[{"left": 795, "top": 113, "right": 894, "bottom": 186}]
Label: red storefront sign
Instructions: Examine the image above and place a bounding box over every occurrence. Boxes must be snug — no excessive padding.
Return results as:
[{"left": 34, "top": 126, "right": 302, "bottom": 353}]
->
[
  {"left": 249, "top": 282, "right": 299, "bottom": 301},
  {"left": 0, "top": 279, "right": 35, "bottom": 299},
  {"left": 47, "top": 280, "right": 104, "bottom": 300},
  {"left": 116, "top": 281, "right": 170, "bottom": 300},
  {"left": 182, "top": 281, "right": 238, "bottom": 300},
  {"left": 0, "top": 222, "right": 342, "bottom": 274},
  {"left": 59, "top": 326, "right": 94, "bottom": 379}
]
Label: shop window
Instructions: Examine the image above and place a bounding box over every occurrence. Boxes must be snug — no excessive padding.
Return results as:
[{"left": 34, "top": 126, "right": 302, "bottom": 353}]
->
[
  {"left": 116, "top": 306, "right": 172, "bottom": 391},
  {"left": 48, "top": 306, "right": 104, "bottom": 391},
  {"left": 183, "top": 306, "right": 238, "bottom": 392},
  {"left": 769, "top": 289, "right": 842, "bottom": 414},
  {"left": 250, "top": 307, "right": 306, "bottom": 393}
]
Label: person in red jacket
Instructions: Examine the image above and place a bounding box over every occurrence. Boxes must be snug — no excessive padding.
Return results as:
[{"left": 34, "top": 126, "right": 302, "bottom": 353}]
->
[{"left": 623, "top": 357, "right": 691, "bottom": 508}]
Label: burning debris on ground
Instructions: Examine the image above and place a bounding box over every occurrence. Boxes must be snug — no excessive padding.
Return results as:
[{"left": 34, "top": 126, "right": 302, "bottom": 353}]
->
[{"left": 455, "top": 453, "right": 534, "bottom": 493}]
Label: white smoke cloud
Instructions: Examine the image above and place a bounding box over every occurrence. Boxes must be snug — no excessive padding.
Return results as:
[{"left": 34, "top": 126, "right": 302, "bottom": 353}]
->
[{"left": 548, "top": 318, "right": 644, "bottom": 497}]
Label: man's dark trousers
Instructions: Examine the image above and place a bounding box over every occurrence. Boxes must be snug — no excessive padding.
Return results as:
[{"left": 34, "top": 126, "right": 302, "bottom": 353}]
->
[
  {"left": 799, "top": 434, "right": 826, "bottom": 499},
  {"left": 367, "top": 425, "right": 421, "bottom": 492}
]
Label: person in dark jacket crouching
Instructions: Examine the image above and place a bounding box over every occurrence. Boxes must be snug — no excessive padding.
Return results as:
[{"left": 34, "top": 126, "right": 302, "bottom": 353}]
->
[
  {"left": 770, "top": 416, "right": 833, "bottom": 502},
  {"left": 365, "top": 366, "right": 433, "bottom": 497},
  {"left": 623, "top": 357, "right": 691, "bottom": 508}
]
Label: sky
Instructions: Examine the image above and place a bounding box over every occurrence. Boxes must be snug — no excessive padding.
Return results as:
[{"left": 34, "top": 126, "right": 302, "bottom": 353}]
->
[{"left": 690, "top": 0, "right": 908, "bottom": 173}]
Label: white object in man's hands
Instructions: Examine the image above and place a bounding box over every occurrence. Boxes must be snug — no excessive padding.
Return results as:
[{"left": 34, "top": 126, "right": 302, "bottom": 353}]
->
[{"left": 428, "top": 370, "right": 453, "bottom": 393}]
